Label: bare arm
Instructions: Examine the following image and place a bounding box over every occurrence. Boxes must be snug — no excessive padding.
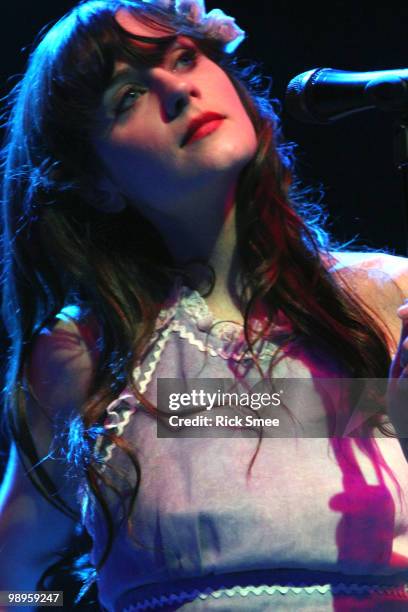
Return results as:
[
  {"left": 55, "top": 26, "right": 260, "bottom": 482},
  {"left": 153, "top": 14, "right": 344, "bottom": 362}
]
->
[
  {"left": 0, "top": 443, "right": 78, "bottom": 592},
  {"left": 0, "top": 312, "right": 99, "bottom": 610},
  {"left": 329, "top": 251, "right": 408, "bottom": 454},
  {"left": 328, "top": 250, "right": 408, "bottom": 354}
]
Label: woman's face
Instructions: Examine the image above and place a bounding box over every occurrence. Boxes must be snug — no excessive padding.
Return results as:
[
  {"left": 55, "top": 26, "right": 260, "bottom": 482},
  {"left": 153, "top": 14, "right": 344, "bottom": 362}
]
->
[{"left": 93, "top": 10, "right": 258, "bottom": 215}]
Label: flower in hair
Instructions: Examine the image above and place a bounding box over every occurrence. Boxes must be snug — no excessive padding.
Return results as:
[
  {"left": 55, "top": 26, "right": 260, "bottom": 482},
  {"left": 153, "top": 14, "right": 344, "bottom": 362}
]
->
[
  {"left": 175, "top": 0, "right": 206, "bottom": 23},
  {"left": 200, "top": 8, "right": 245, "bottom": 53},
  {"left": 141, "top": 0, "right": 245, "bottom": 53}
]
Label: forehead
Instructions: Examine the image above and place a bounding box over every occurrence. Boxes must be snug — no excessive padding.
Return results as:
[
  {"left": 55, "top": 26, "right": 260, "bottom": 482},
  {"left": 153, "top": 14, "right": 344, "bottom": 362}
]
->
[
  {"left": 111, "top": 10, "right": 196, "bottom": 80},
  {"left": 110, "top": 33, "right": 196, "bottom": 85},
  {"left": 115, "top": 7, "right": 174, "bottom": 39}
]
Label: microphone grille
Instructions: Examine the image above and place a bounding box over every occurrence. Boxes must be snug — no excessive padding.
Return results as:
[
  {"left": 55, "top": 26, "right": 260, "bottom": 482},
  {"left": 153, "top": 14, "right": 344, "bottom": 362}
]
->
[{"left": 285, "top": 68, "right": 324, "bottom": 123}]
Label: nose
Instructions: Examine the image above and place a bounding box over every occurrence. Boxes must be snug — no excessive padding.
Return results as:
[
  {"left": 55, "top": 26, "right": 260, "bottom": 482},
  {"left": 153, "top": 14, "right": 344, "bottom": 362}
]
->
[{"left": 150, "top": 67, "right": 200, "bottom": 121}]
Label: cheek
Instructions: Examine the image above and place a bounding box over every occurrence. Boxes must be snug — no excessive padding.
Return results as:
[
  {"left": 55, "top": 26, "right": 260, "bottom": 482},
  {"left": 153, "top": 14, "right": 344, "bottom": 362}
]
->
[
  {"left": 97, "top": 139, "right": 182, "bottom": 205},
  {"left": 98, "top": 134, "right": 171, "bottom": 183},
  {"left": 212, "top": 75, "right": 257, "bottom": 153},
  {"left": 227, "top": 100, "right": 258, "bottom": 159}
]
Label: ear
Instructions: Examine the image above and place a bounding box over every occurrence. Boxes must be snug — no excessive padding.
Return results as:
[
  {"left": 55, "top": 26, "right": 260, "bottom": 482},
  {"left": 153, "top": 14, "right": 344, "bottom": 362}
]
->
[{"left": 89, "top": 175, "right": 127, "bottom": 214}]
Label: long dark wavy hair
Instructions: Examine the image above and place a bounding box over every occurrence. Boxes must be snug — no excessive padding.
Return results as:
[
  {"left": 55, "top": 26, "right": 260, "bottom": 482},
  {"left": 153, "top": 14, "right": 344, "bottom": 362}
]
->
[{"left": 1, "top": 0, "right": 401, "bottom": 602}]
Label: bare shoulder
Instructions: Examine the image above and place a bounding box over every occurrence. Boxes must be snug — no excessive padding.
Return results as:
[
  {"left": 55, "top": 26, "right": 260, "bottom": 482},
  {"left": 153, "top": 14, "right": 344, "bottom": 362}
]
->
[
  {"left": 327, "top": 250, "right": 408, "bottom": 282},
  {"left": 327, "top": 250, "right": 408, "bottom": 296},
  {"left": 26, "top": 304, "right": 101, "bottom": 414},
  {"left": 327, "top": 250, "right": 408, "bottom": 352}
]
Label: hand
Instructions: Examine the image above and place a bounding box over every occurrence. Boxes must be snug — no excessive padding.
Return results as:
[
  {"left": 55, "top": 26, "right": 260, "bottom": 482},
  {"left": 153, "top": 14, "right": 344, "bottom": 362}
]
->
[{"left": 387, "top": 300, "right": 408, "bottom": 459}]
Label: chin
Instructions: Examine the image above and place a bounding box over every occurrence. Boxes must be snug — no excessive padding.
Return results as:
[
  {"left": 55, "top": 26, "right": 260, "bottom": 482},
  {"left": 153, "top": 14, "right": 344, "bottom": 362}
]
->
[{"left": 202, "top": 139, "right": 257, "bottom": 173}]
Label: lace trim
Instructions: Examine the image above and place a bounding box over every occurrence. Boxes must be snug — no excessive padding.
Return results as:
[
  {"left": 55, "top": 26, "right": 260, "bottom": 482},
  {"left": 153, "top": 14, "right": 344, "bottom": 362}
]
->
[
  {"left": 152, "top": 284, "right": 248, "bottom": 355},
  {"left": 161, "top": 285, "right": 286, "bottom": 361},
  {"left": 97, "top": 325, "right": 174, "bottom": 466},
  {"left": 122, "top": 582, "right": 408, "bottom": 611},
  {"left": 171, "top": 319, "right": 279, "bottom": 363},
  {"left": 171, "top": 319, "right": 250, "bottom": 362},
  {"left": 97, "top": 315, "right": 279, "bottom": 464},
  {"left": 178, "top": 286, "right": 268, "bottom": 342},
  {"left": 97, "top": 284, "right": 281, "bottom": 463}
]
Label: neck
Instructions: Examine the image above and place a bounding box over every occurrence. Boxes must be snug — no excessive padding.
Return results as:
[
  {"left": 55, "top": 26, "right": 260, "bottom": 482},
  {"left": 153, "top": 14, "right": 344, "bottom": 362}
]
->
[
  {"left": 142, "top": 182, "right": 244, "bottom": 321},
  {"left": 204, "top": 205, "right": 242, "bottom": 320}
]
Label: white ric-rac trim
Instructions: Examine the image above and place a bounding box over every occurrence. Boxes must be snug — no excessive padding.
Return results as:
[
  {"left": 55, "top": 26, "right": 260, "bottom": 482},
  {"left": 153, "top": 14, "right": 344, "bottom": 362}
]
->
[
  {"left": 98, "top": 324, "right": 173, "bottom": 466},
  {"left": 122, "top": 581, "right": 408, "bottom": 611},
  {"left": 98, "top": 284, "right": 280, "bottom": 464}
]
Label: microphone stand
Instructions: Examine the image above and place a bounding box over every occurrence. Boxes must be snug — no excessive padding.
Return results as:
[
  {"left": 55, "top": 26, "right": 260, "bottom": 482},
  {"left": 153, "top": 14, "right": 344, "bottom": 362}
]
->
[
  {"left": 394, "top": 116, "right": 408, "bottom": 256},
  {"left": 356, "top": 77, "right": 408, "bottom": 256},
  {"left": 285, "top": 71, "right": 408, "bottom": 255}
]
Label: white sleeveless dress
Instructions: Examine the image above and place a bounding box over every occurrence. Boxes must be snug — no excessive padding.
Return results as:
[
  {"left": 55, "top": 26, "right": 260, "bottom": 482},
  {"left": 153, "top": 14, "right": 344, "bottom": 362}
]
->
[{"left": 82, "top": 282, "right": 408, "bottom": 611}]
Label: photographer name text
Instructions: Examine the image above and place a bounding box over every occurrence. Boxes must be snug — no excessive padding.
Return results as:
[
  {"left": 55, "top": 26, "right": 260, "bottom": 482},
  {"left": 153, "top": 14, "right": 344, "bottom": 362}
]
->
[{"left": 167, "top": 414, "right": 280, "bottom": 428}]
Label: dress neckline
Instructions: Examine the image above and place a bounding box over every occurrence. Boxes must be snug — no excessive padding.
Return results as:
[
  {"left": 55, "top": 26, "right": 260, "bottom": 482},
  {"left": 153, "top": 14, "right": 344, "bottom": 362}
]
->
[{"left": 155, "top": 281, "right": 291, "bottom": 345}]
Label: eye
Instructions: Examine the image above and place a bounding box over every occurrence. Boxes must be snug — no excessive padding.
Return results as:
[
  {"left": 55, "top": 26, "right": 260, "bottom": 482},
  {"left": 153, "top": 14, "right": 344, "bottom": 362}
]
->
[
  {"left": 114, "top": 86, "right": 146, "bottom": 115},
  {"left": 173, "top": 48, "right": 198, "bottom": 71}
]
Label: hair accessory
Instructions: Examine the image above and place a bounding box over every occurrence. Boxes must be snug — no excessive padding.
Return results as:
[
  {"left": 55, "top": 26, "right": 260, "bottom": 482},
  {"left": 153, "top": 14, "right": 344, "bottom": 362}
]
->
[{"left": 141, "top": 0, "right": 246, "bottom": 53}]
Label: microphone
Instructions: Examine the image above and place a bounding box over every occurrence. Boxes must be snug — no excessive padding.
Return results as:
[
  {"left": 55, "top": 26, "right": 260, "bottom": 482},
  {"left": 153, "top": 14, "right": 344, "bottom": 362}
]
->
[{"left": 285, "top": 67, "right": 408, "bottom": 124}]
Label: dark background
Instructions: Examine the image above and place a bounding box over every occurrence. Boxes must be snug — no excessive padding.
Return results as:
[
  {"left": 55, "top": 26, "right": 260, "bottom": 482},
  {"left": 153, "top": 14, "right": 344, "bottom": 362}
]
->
[
  {"left": 1, "top": 0, "right": 407, "bottom": 255},
  {"left": 0, "top": 1, "right": 407, "bottom": 607}
]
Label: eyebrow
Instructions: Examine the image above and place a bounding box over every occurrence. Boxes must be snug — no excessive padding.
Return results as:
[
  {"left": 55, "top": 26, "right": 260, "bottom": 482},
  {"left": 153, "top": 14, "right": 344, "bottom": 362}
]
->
[
  {"left": 107, "top": 66, "right": 144, "bottom": 91},
  {"left": 106, "top": 37, "right": 197, "bottom": 92}
]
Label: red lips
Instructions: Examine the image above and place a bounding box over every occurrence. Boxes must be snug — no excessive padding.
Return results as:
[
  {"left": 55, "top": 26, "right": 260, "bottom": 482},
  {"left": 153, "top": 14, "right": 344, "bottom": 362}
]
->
[{"left": 181, "top": 112, "right": 225, "bottom": 147}]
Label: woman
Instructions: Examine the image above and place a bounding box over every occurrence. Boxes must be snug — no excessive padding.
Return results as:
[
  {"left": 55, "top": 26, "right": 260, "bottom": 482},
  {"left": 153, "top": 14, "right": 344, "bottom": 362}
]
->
[{"left": 1, "top": 0, "right": 408, "bottom": 610}]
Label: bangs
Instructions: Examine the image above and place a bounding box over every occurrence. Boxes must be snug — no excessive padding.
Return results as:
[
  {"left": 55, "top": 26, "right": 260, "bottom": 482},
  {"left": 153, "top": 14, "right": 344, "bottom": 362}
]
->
[
  {"left": 51, "top": 6, "right": 177, "bottom": 113},
  {"left": 10, "top": 0, "right": 226, "bottom": 185},
  {"left": 48, "top": 1, "right": 223, "bottom": 116}
]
